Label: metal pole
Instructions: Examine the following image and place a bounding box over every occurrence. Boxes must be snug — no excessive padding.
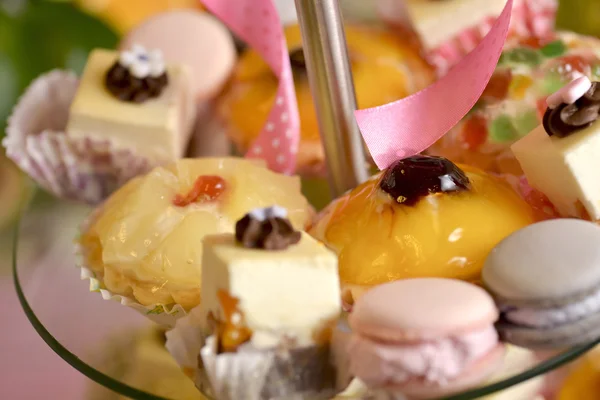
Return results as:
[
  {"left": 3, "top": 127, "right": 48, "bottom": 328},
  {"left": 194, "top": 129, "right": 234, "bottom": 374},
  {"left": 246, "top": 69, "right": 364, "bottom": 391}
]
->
[{"left": 293, "top": 0, "right": 369, "bottom": 197}]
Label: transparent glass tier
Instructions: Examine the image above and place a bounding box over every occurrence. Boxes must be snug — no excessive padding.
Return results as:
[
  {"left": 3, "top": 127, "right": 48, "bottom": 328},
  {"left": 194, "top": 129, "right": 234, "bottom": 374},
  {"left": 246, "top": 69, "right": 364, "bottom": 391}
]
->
[{"left": 13, "top": 186, "right": 600, "bottom": 400}]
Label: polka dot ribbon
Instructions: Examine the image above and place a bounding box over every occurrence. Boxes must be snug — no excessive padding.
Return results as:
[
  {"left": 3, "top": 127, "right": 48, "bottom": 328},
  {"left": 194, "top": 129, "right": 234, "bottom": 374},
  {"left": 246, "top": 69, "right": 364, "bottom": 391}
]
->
[
  {"left": 200, "top": 0, "right": 299, "bottom": 174},
  {"left": 355, "top": 0, "right": 513, "bottom": 170}
]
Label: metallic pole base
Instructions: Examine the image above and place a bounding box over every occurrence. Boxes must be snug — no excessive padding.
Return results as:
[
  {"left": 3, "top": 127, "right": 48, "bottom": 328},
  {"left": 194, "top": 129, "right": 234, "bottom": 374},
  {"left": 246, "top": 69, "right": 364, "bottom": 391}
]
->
[{"left": 294, "top": 0, "right": 369, "bottom": 197}]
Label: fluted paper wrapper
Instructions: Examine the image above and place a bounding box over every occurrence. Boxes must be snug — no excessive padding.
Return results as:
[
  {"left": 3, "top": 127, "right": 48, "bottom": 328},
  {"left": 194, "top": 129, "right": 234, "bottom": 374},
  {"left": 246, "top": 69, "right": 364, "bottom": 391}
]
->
[
  {"left": 75, "top": 208, "right": 187, "bottom": 328},
  {"left": 3, "top": 70, "right": 152, "bottom": 204},
  {"left": 166, "top": 307, "right": 337, "bottom": 400}
]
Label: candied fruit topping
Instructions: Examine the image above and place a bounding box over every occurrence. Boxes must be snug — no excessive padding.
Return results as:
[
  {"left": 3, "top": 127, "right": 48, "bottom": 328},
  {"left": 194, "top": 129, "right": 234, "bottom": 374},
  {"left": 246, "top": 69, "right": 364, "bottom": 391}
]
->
[
  {"left": 489, "top": 115, "right": 519, "bottom": 142},
  {"left": 540, "top": 40, "right": 567, "bottom": 58},
  {"left": 482, "top": 70, "right": 512, "bottom": 101},
  {"left": 461, "top": 115, "right": 488, "bottom": 150},
  {"left": 379, "top": 155, "right": 470, "bottom": 206},
  {"left": 216, "top": 289, "right": 252, "bottom": 353},
  {"left": 172, "top": 175, "right": 226, "bottom": 207},
  {"left": 509, "top": 74, "right": 533, "bottom": 100}
]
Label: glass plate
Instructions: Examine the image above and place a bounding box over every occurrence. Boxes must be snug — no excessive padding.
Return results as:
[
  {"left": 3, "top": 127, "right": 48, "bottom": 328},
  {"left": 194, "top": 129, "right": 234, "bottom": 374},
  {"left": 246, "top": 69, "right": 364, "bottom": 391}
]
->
[{"left": 12, "top": 187, "right": 600, "bottom": 400}]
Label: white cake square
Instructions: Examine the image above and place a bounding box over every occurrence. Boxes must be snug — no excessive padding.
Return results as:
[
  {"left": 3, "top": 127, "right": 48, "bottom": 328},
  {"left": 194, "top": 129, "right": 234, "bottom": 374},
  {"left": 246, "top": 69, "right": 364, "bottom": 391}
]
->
[
  {"left": 201, "top": 232, "right": 341, "bottom": 346},
  {"left": 66, "top": 49, "right": 196, "bottom": 163},
  {"left": 512, "top": 122, "right": 600, "bottom": 220}
]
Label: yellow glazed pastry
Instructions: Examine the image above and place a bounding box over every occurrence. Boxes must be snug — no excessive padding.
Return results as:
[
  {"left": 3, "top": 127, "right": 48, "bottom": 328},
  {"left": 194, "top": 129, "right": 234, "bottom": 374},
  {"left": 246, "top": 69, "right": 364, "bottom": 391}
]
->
[
  {"left": 308, "top": 155, "right": 535, "bottom": 304},
  {"left": 219, "top": 24, "right": 434, "bottom": 176},
  {"left": 79, "top": 158, "right": 312, "bottom": 311}
]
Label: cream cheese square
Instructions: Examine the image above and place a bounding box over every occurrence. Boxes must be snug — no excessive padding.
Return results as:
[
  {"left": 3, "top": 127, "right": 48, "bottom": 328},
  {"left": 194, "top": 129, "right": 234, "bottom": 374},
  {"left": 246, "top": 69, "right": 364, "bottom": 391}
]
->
[
  {"left": 201, "top": 232, "right": 341, "bottom": 346},
  {"left": 66, "top": 49, "right": 195, "bottom": 163},
  {"left": 512, "top": 122, "right": 600, "bottom": 220}
]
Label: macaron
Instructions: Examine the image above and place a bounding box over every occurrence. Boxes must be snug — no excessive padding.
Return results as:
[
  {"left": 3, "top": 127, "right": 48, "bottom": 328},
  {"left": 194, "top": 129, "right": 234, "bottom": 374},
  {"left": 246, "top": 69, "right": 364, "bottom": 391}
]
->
[
  {"left": 348, "top": 278, "right": 504, "bottom": 399},
  {"left": 120, "top": 10, "right": 236, "bottom": 101},
  {"left": 483, "top": 219, "right": 600, "bottom": 349}
]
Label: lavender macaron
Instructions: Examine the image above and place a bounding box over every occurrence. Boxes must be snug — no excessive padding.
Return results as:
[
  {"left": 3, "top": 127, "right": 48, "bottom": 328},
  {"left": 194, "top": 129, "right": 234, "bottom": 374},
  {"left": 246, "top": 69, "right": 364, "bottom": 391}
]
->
[{"left": 483, "top": 219, "right": 600, "bottom": 349}]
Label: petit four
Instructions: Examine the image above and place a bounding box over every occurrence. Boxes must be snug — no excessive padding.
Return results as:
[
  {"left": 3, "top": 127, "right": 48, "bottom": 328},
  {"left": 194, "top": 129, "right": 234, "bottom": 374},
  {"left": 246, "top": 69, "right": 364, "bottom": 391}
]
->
[
  {"left": 201, "top": 208, "right": 340, "bottom": 348},
  {"left": 196, "top": 207, "right": 340, "bottom": 399},
  {"left": 348, "top": 278, "right": 504, "bottom": 398},
  {"left": 78, "top": 158, "right": 312, "bottom": 318},
  {"left": 483, "top": 219, "right": 600, "bottom": 349},
  {"left": 309, "top": 155, "right": 535, "bottom": 304},
  {"left": 66, "top": 47, "right": 196, "bottom": 164},
  {"left": 512, "top": 75, "right": 600, "bottom": 220}
]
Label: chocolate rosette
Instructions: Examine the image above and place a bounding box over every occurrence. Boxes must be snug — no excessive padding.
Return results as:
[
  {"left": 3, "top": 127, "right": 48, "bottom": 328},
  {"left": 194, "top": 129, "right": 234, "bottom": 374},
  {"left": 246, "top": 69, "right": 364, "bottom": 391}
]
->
[{"left": 543, "top": 81, "right": 600, "bottom": 138}]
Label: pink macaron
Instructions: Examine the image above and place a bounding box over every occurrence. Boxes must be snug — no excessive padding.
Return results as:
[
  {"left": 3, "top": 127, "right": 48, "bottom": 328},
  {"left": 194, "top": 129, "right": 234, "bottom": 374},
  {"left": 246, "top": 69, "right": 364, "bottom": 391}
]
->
[
  {"left": 348, "top": 278, "right": 504, "bottom": 399},
  {"left": 120, "top": 10, "right": 236, "bottom": 102}
]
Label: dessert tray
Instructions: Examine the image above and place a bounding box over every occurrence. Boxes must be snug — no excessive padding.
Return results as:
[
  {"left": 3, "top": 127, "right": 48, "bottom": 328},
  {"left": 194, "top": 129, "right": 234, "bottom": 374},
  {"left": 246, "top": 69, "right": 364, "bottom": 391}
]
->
[
  {"left": 9, "top": 0, "right": 600, "bottom": 399},
  {"left": 11, "top": 195, "right": 600, "bottom": 400}
]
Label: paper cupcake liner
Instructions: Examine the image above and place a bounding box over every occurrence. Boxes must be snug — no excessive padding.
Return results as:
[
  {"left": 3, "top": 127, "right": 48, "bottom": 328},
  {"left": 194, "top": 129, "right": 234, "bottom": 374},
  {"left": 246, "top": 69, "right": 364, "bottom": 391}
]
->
[
  {"left": 428, "top": 0, "right": 558, "bottom": 75},
  {"left": 74, "top": 208, "right": 187, "bottom": 328},
  {"left": 166, "top": 307, "right": 337, "bottom": 400},
  {"left": 3, "top": 70, "right": 153, "bottom": 205}
]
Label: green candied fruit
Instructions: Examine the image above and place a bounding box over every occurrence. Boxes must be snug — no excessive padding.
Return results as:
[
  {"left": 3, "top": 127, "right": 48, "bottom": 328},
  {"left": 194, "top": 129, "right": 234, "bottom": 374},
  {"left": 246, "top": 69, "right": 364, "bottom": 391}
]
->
[
  {"left": 489, "top": 115, "right": 519, "bottom": 143},
  {"left": 514, "top": 110, "right": 540, "bottom": 136},
  {"left": 540, "top": 40, "right": 567, "bottom": 58},
  {"left": 502, "top": 48, "right": 543, "bottom": 67},
  {"left": 537, "top": 72, "right": 566, "bottom": 95},
  {"left": 592, "top": 64, "right": 600, "bottom": 80}
]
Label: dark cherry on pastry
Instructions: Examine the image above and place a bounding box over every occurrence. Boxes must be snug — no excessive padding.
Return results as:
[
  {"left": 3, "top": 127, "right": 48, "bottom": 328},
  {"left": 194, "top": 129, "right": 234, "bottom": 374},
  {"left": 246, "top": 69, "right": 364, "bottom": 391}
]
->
[
  {"left": 289, "top": 47, "right": 306, "bottom": 70},
  {"left": 235, "top": 206, "right": 301, "bottom": 250},
  {"left": 379, "top": 155, "right": 471, "bottom": 205},
  {"left": 105, "top": 46, "right": 169, "bottom": 103},
  {"left": 543, "top": 81, "right": 600, "bottom": 138}
]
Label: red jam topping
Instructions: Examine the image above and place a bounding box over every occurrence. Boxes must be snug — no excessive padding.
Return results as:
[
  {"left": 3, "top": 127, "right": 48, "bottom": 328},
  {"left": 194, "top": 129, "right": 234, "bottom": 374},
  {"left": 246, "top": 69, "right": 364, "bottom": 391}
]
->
[
  {"left": 172, "top": 175, "right": 226, "bottom": 207},
  {"left": 217, "top": 289, "right": 252, "bottom": 353}
]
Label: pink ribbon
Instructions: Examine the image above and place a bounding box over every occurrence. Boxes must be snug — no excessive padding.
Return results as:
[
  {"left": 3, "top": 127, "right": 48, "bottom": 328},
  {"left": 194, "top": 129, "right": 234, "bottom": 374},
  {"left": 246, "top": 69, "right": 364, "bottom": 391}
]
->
[
  {"left": 355, "top": 0, "right": 513, "bottom": 170},
  {"left": 200, "top": 0, "right": 299, "bottom": 174}
]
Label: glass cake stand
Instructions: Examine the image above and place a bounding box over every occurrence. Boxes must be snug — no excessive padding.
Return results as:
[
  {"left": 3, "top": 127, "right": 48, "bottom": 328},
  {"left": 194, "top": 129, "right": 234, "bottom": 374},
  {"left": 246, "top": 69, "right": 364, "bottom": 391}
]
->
[{"left": 12, "top": 186, "right": 600, "bottom": 400}]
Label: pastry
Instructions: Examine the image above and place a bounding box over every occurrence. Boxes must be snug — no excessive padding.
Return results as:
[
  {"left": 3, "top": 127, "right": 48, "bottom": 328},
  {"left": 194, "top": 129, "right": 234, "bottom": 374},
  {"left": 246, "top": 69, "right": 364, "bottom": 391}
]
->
[
  {"left": 67, "top": 46, "right": 196, "bottom": 164},
  {"left": 511, "top": 75, "right": 600, "bottom": 220},
  {"left": 201, "top": 207, "right": 340, "bottom": 348},
  {"left": 483, "top": 219, "right": 600, "bottom": 349},
  {"left": 196, "top": 207, "right": 340, "bottom": 399},
  {"left": 218, "top": 24, "right": 434, "bottom": 176},
  {"left": 119, "top": 11, "right": 236, "bottom": 159},
  {"left": 347, "top": 278, "right": 504, "bottom": 398},
  {"left": 429, "top": 31, "right": 600, "bottom": 175},
  {"left": 78, "top": 158, "right": 313, "bottom": 314},
  {"left": 308, "top": 155, "right": 535, "bottom": 305}
]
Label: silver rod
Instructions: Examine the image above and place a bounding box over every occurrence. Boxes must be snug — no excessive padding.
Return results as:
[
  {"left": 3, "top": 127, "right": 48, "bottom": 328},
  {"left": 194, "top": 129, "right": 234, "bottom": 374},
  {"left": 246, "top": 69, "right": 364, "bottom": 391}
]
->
[{"left": 294, "top": 0, "right": 369, "bottom": 197}]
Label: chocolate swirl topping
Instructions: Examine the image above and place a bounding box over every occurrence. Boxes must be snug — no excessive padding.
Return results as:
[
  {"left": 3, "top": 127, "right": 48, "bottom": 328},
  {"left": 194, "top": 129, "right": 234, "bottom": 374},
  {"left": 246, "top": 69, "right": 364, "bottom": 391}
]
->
[
  {"left": 235, "top": 207, "right": 301, "bottom": 250},
  {"left": 379, "top": 155, "right": 471, "bottom": 206},
  {"left": 105, "top": 61, "right": 168, "bottom": 103},
  {"left": 543, "top": 82, "right": 600, "bottom": 138}
]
